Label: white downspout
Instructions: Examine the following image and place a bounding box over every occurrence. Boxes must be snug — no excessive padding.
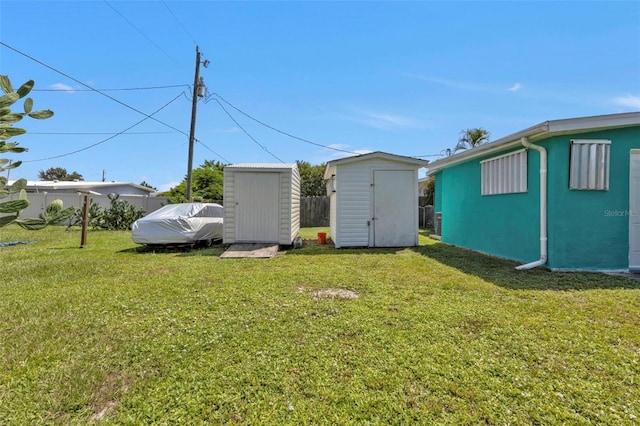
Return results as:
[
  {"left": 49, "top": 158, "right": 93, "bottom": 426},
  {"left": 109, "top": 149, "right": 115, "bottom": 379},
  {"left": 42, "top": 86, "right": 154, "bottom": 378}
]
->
[{"left": 516, "top": 136, "right": 548, "bottom": 270}]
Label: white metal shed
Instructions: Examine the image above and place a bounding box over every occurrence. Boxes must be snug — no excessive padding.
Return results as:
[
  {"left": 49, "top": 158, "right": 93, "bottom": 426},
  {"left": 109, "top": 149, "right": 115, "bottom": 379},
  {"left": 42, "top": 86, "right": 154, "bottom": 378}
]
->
[
  {"left": 223, "top": 163, "right": 300, "bottom": 245},
  {"left": 324, "top": 152, "right": 429, "bottom": 248}
]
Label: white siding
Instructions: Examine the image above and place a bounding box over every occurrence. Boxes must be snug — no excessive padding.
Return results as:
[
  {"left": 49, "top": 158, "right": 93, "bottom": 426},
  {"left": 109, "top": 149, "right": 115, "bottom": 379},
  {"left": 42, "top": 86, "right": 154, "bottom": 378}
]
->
[
  {"left": 329, "top": 191, "right": 337, "bottom": 245},
  {"left": 335, "top": 164, "right": 371, "bottom": 247},
  {"left": 223, "top": 164, "right": 300, "bottom": 245},
  {"left": 289, "top": 167, "right": 301, "bottom": 243},
  {"left": 331, "top": 158, "right": 422, "bottom": 248},
  {"left": 222, "top": 169, "right": 236, "bottom": 243}
]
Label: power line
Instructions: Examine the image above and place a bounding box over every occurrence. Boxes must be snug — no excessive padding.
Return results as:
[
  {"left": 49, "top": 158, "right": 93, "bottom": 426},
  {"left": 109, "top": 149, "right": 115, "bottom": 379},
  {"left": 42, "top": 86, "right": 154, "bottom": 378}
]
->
[
  {"left": 33, "top": 84, "right": 189, "bottom": 92},
  {"left": 161, "top": 0, "right": 198, "bottom": 46},
  {"left": 195, "top": 139, "right": 231, "bottom": 164},
  {"left": 22, "top": 92, "right": 184, "bottom": 163},
  {"left": 213, "top": 98, "right": 284, "bottom": 163},
  {"left": 211, "top": 93, "right": 359, "bottom": 155},
  {"left": 103, "top": 0, "right": 181, "bottom": 68},
  {"left": 30, "top": 131, "right": 177, "bottom": 135},
  {"left": 0, "top": 41, "right": 189, "bottom": 137}
]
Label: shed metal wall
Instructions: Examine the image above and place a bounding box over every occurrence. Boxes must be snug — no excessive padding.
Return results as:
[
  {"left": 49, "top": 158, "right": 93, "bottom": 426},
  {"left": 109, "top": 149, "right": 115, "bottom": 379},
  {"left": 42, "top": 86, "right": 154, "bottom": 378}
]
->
[
  {"left": 331, "top": 158, "right": 422, "bottom": 248},
  {"left": 223, "top": 164, "right": 300, "bottom": 245}
]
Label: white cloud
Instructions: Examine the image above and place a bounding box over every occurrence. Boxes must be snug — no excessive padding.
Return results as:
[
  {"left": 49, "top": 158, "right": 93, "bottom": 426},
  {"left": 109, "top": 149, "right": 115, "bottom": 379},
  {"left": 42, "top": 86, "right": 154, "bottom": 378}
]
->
[
  {"left": 508, "top": 83, "right": 522, "bottom": 92},
  {"left": 348, "top": 109, "right": 424, "bottom": 130},
  {"left": 612, "top": 94, "right": 640, "bottom": 109},
  {"left": 403, "top": 73, "right": 485, "bottom": 91},
  {"left": 49, "top": 83, "right": 75, "bottom": 92}
]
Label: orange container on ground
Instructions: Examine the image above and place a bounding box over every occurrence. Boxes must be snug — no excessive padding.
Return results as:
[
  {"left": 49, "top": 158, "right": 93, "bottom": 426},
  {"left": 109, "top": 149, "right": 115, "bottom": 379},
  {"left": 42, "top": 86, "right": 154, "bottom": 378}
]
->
[{"left": 317, "top": 232, "right": 327, "bottom": 244}]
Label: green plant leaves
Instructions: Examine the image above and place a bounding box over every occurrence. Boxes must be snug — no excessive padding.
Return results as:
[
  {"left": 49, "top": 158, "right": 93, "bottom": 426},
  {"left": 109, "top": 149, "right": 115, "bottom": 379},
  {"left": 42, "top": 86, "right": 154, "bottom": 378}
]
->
[
  {"left": 0, "top": 92, "right": 19, "bottom": 109},
  {"left": 16, "top": 80, "right": 34, "bottom": 98},
  {"left": 0, "top": 75, "right": 14, "bottom": 94},
  {"left": 23, "top": 98, "right": 33, "bottom": 114},
  {"left": 27, "top": 109, "right": 54, "bottom": 119}
]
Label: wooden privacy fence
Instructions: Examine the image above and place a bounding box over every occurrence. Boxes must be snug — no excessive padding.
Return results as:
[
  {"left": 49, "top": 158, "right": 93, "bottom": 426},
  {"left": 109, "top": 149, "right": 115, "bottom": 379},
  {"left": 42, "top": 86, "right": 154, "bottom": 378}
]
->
[
  {"left": 419, "top": 205, "right": 434, "bottom": 229},
  {"left": 8, "top": 193, "right": 433, "bottom": 229},
  {"left": 300, "top": 196, "right": 433, "bottom": 229},
  {"left": 300, "top": 196, "right": 330, "bottom": 227}
]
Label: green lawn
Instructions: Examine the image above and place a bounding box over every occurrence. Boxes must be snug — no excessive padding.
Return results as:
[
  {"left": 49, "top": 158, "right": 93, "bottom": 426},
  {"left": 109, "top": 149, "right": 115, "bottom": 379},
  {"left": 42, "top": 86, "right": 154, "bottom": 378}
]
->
[{"left": 1, "top": 225, "right": 638, "bottom": 425}]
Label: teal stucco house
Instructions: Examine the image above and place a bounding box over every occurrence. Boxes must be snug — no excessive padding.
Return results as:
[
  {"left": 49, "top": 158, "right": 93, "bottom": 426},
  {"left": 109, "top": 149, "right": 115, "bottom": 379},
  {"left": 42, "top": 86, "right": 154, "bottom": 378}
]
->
[{"left": 427, "top": 112, "right": 640, "bottom": 272}]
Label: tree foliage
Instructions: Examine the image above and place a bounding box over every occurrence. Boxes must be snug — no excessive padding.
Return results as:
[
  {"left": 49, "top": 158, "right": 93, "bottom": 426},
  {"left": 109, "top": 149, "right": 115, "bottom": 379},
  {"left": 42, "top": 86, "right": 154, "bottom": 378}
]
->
[
  {"left": 69, "top": 195, "right": 144, "bottom": 231},
  {"left": 139, "top": 181, "right": 157, "bottom": 191},
  {"left": 420, "top": 176, "right": 435, "bottom": 206},
  {"left": 0, "top": 75, "right": 74, "bottom": 229},
  {"left": 38, "top": 167, "right": 84, "bottom": 181},
  {"left": 98, "top": 194, "right": 145, "bottom": 230},
  {"left": 439, "top": 127, "right": 490, "bottom": 157},
  {"left": 456, "top": 128, "right": 490, "bottom": 152},
  {"left": 297, "top": 160, "right": 326, "bottom": 197},
  {"left": 158, "top": 160, "right": 226, "bottom": 203}
]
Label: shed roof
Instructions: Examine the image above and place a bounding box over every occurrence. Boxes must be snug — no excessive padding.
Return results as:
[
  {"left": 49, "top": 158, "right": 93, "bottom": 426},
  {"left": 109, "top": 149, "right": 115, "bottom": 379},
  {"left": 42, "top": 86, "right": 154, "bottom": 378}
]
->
[
  {"left": 323, "top": 151, "right": 429, "bottom": 179},
  {"left": 225, "top": 163, "right": 298, "bottom": 172},
  {"left": 427, "top": 111, "right": 640, "bottom": 175}
]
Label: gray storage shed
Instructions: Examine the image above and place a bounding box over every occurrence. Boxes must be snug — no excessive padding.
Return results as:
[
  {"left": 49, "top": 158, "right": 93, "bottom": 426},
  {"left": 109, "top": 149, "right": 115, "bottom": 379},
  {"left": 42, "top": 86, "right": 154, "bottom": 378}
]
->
[
  {"left": 324, "top": 152, "right": 429, "bottom": 248},
  {"left": 223, "top": 163, "right": 300, "bottom": 245}
]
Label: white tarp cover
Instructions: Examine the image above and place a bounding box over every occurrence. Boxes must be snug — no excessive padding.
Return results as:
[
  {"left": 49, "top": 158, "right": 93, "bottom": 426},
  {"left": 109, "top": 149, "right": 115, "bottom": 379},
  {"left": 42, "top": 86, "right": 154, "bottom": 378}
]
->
[{"left": 132, "top": 203, "right": 224, "bottom": 245}]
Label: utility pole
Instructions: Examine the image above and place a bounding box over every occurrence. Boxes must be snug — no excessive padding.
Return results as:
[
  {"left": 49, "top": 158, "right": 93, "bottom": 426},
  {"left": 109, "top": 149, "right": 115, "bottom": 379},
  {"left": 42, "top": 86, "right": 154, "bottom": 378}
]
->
[{"left": 186, "top": 46, "right": 208, "bottom": 201}]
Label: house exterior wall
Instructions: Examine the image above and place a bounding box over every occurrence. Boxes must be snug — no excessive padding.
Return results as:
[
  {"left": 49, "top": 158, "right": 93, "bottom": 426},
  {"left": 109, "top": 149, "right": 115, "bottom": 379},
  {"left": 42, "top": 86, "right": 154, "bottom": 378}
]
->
[
  {"left": 436, "top": 125, "right": 640, "bottom": 271},
  {"left": 437, "top": 150, "right": 540, "bottom": 263},
  {"left": 545, "top": 126, "right": 640, "bottom": 270},
  {"left": 332, "top": 158, "right": 421, "bottom": 248}
]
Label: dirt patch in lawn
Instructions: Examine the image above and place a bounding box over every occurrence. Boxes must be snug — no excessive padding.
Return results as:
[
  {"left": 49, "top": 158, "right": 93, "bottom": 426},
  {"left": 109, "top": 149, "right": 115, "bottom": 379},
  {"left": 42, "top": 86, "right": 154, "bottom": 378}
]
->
[
  {"left": 89, "top": 372, "right": 129, "bottom": 421},
  {"left": 311, "top": 288, "right": 359, "bottom": 300}
]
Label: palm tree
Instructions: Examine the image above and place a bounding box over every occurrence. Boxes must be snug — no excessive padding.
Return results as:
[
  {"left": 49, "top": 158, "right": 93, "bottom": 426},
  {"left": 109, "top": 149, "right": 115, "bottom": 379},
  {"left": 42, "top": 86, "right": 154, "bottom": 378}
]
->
[{"left": 455, "top": 128, "right": 490, "bottom": 152}]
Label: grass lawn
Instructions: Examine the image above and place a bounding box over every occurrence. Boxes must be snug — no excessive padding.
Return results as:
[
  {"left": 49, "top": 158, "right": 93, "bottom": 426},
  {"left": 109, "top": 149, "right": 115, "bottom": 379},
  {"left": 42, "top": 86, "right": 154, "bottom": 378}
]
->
[{"left": 1, "top": 225, "right": 638, "bottom": 424}]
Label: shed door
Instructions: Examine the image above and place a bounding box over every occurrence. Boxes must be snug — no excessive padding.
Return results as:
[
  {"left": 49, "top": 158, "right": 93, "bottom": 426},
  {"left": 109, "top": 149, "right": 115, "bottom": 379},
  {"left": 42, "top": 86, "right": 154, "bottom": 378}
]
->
[
  {"left": 373, "top": 170, "right": 415, "bottom": 247},
  {"left": 235, "top": 172, "right": 280, "bottom": 242},
  {"left": 629, "top": 150, "right": 640, "bottom": 272}
]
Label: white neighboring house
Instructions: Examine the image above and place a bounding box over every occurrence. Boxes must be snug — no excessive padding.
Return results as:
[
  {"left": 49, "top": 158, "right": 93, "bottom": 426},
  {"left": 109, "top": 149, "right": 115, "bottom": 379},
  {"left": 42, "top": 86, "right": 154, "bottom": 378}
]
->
[
  {"left": 5, "top": 180, "right": 163, "bottom": 219},
  {"left": 11, "top": 180, "right": 156, "bottom": 196},
  {"left": 418, "top": 176, "right": 430, "bottom": 196}
]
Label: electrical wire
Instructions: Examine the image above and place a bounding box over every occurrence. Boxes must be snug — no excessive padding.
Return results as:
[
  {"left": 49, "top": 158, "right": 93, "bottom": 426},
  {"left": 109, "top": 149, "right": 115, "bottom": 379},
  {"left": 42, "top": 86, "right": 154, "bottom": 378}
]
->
[
  {"left": 33, "top": 84, "right": 190, "bottom": 92},
  {"left": 194, "top": 138, "right": 231, "bottom": 164},
  {"left": 30, "top": 131, "right": 176, "bottom": 135},
  {"left": 103, "top": 0, "right": 181, "bottom": 68},
  {"left": 161, "top": 0, "right": 198, "bottom": 46},
  {"left": 211, "top": 94, "right": 445, "bottom": 161},
  {"left": 211, "top": 93, "right": 359, "bottom": 155},
  {"left": 22, "top": 92, "right": 184, "bottom": 163},
  {"left": 0, "top": 41, "right": 189, "bottom": 137},
  {"left": 213, "top": 98, "right": 284, "bottom": 163}
]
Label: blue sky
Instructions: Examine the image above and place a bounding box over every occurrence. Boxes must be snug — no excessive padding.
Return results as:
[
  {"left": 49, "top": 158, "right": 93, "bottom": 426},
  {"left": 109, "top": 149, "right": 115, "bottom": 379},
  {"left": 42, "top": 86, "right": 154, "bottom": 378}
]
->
[{"left": 1, "top": 1, "right": 639, "bottom": 192}]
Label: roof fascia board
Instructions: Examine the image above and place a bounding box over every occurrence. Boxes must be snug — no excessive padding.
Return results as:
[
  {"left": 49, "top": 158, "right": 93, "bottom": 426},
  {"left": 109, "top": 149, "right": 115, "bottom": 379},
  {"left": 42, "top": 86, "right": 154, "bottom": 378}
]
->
[{"left": 427, "top": 112, "right": 640, "bottom": 175}]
